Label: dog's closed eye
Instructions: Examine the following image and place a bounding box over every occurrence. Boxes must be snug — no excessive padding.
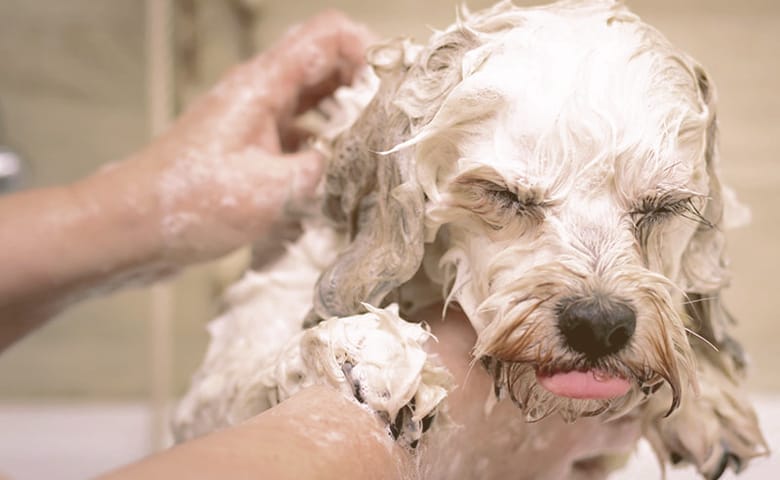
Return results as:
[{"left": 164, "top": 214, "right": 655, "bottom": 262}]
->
[
  {"left": 450, "top": 178, "right": 547, "bottom": 229},
  {"left": 484, "top": 182, "right": 544, "bottom": 215},
  {"left": 629, "top": 192, "right": 712, "bottom": 234}
]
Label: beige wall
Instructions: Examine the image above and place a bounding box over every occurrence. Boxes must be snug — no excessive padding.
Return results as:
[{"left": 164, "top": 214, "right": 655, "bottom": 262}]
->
[{"left": 0, "top": 0, "right": 778, "bottom": 400}]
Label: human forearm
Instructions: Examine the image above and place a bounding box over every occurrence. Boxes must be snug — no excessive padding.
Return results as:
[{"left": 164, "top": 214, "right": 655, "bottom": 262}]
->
[
  {"left": 0, "top": 159, "right": 169, "bottom": 348},
  {"left": 99, "top": 385, "right": 413, "bottom": 480}
]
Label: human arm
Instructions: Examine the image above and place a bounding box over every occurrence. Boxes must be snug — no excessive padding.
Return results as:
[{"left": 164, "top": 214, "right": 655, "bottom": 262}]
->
[
  {"left": 96, "top": 308, "right": 470, "bottom": 480},
  {"left": 96, "top": 308, "right": 476, "bottom": 479},
  {"left": 98, "top": 385, "right": 414, "bottom": 480},
  {"left": 0, "top": 12, "right": 372, "bottom": 350}
]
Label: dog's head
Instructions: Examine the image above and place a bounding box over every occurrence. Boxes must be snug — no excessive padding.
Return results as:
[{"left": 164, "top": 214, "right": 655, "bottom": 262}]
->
[{"left": 313, "top": 0, "right": 738, "bottom": 422}]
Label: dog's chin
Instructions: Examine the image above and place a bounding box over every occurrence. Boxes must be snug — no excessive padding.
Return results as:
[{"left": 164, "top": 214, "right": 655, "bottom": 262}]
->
[{"left": 482, "top": 357, "right": 652, "bottom": 423}]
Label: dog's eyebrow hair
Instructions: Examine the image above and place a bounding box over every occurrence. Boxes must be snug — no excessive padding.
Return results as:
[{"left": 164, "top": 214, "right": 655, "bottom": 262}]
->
[
  {"left": 630, "top": 188, "right": 713, "bottom": 250},
  {"left": 479, "top": 180, "right": 552, "bottom": 206},
  {"left": 632, "top": 187, "right": 706, "bottom": 207}
]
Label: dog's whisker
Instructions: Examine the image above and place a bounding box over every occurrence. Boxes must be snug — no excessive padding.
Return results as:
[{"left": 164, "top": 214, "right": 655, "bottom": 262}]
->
[
  {"left": 685, "top": 326, "right": 720, "bottom": 353},
  {"left": 681, "top": 294, "right": 718, "bottom": 306},
  {"left": 461, "top": 354, "right": 481, "bottom": 393}
]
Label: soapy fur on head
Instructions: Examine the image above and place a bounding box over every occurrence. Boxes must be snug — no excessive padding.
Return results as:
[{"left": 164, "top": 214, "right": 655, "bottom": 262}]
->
[
  {"left": 315, "top": 0, "right": 743, "bottom": 424},
  {"left": 173, "top": 1, "right": 767, "bottom": 476}
]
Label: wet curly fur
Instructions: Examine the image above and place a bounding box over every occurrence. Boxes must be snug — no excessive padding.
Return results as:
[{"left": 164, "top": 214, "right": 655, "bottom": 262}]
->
[
  {"left": 176, "top": 1, "right": 767, "bottom": 478},
  {"left": 308, "top": 1, "right": 767, "bottom": 477}
]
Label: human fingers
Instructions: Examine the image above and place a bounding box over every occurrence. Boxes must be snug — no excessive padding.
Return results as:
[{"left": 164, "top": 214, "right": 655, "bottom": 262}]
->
[
  {"left": 284, "top": 148, "right": 326, "bottom": 207},
  {"left": 180, "top": 11, "right": 374, "bottom": 154},
  {"left": 254, "top": 10, "right": 375, "bottom": 118}
]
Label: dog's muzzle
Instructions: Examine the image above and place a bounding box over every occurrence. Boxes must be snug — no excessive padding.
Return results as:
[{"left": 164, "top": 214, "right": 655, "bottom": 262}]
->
[
  {"left": 556, "top": 295, "right": 636, "bottom": 359},
  {"left": 534, "top": 295, "right": 637, "bottom": 400}
]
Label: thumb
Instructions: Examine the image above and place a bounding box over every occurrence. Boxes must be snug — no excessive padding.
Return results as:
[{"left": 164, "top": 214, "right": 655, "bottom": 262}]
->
[{"left": 285, "top": 149, "right": 327, "bottom": 206}]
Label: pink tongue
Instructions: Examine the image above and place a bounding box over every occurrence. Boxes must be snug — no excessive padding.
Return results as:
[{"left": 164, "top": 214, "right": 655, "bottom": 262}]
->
[{"left": 536, "top": 370, "right": 630, "bottom": 400}]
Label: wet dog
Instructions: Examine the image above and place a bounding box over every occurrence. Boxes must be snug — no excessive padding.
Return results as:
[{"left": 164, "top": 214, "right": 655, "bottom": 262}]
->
[{"left": 175, "top": 2, "right": 767, "bottom": 478}]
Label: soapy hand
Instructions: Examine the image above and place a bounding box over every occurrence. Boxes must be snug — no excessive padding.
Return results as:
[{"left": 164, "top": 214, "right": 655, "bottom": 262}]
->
[
  {"left": 0, "top": 12, "right": 373, "bottom": 349},
  {"left": 129, "top": 11, "right": 372, "bottom": 264}
]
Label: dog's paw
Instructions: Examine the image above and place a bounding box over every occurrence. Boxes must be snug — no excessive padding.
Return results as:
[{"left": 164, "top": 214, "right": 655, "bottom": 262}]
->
[
  {"left": 263, "top": 303, "right": 453, "bottom": 448},
  {"left": 643, "top": 357, "right": 768, "bottom": 479}
]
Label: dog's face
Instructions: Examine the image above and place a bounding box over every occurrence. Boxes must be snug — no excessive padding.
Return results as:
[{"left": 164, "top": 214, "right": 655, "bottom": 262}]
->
[
  {"left": 413, "top": 18, "right": 719, "bottom": 421},
  {"left": 316, "top": 1, "right": 734, "bottom": 422},
  {"left": 423, "top": 48, "right": 709, "bottom": 422}
]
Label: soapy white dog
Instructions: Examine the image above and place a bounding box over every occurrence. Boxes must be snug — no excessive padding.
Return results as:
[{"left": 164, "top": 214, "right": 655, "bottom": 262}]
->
[{"left": 174, "top": 1, "right": 767, "bottom": 478}]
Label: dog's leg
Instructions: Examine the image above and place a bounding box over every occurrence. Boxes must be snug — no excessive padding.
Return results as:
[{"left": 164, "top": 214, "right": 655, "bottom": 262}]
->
[
  {"left": 642, "top": 347, "right": 768, "bottom": 480},
  {"left": 262, "top": 303, "right": 452, "bottom": 449}
]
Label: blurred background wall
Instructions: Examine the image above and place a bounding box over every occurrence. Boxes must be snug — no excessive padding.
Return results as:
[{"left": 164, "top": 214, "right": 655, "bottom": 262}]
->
[{"left": 0, "top": 1, "right": 777, "bottom": 479}]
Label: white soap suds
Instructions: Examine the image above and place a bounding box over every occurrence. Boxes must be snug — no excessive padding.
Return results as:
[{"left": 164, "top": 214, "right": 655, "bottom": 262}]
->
[
  {"left": 171, "top": 222, "right": 346, "bottom": 441},
  {"left": 261, "top": 303, "right": 452, "bottom": 447}
]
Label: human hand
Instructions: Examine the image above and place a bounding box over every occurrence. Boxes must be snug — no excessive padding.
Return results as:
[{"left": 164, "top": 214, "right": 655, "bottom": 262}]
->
[
  {"left": 0, "top": 12, "right": 373, "bottom": 349},
  {"left": 121, "top": 11, "right": 373, "bottom": 265},
  {"left": 419, "top": 307, "right": 493, "bottom": 420},
  {"left": 420, "top": 307, "right": 643, "bottom": 479}
]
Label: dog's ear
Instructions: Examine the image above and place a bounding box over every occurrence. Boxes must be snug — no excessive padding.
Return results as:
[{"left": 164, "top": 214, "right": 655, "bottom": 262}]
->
[
  {"left": 312, "top": 104, "right": 425, "bottom": 321},
  {"left": 680, "top": 65, "right": 747, "bottom": 374},
  {"left": 680, "top": 66, "right": 728, "bottom": 293},
  {"left": 309, "top": 32, "right": 480, "bottom": 323}
]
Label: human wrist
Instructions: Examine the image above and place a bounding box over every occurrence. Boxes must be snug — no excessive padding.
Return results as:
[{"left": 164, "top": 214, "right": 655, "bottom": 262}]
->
[
  {"left": 0, "top": 154, "right": 175, "bottom": 349},
  {"left": 70, "top": 156, "right": 175, "bottom": 286}
]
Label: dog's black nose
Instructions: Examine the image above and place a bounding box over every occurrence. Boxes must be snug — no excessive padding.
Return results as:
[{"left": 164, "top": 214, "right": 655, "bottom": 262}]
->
[{"left": 557, "top": 296, "right": 636, "bottom": 359}]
